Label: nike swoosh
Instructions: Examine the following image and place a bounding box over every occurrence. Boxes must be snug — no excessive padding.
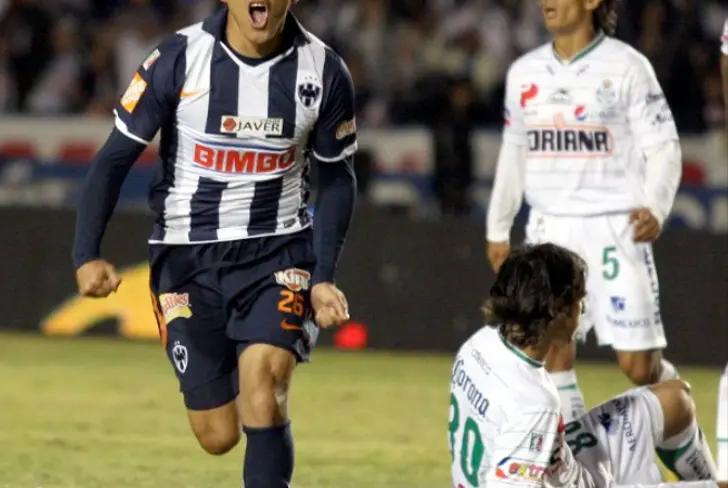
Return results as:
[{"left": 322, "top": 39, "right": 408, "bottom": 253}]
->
[
  {"left": 280, "top": 319, "right": 302, "bottom": 331},
  {"left": 180, "top": 90, "right": 203, "bottom": 99}
]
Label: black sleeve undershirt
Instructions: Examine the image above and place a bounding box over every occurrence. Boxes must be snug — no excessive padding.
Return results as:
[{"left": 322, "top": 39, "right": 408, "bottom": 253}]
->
[
  {"left": 311, "top": 156, "right": 357, "bottom": 285},
  {"left": 72, "top": 129, "right": 145, "bottom": 268}
]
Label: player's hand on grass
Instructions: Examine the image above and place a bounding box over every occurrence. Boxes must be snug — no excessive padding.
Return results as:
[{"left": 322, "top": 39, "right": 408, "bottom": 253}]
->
[
  {"left": 630, "top": 207, "right": 661, "bottom": 242},
  {"left": 487, "top": 241, "right": 510, "bottom": 273},
  {"left": 75, "top": 259, "right": 122, "bottom": 298},
  {"left": 311, "top": 282, "right": 349, "bottom": 329}
]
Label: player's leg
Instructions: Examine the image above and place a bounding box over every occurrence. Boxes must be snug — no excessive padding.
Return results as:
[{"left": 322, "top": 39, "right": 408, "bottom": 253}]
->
[
  {"left": 615, "top": 348, "right": 678, "bottom": 385},
  {"left": 224, "top": 232, "right": 317, "bottom": 487},
  {"left": 238, "top": 344, "right": 297, "bottom": 487},
  {"left": 527, "top": 211, "right": 588, "bottom": 422},
  {"left": 716, "top": 363, "right": 728, "bottom": 479},
  {"left": 150, "top": 244, "right": 241, "bottom": 455},
  {"left": 651, "top": 379, "right": 719, "bottom": 480},
  {"left": 592, "top": 215, "right": 679, "bottom": 386}
]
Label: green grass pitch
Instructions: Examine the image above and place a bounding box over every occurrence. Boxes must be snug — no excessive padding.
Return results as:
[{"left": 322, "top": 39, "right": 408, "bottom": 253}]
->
[{"left": 0, "top": 332, "right": 721, "bottom": 487}]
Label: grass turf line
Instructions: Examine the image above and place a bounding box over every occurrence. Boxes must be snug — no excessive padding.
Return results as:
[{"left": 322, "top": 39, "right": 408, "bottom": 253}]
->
[{"left": 0, "top": 333, "right": 721, "bottom": 487}]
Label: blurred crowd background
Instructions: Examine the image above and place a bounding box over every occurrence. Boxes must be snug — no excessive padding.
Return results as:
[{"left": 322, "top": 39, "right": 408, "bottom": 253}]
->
[{"left": 1, "top": 0, "right": 726, "bottom": 132}]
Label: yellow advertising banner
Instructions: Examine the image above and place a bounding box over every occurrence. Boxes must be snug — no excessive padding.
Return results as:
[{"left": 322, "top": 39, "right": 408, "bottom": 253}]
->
[{"left": 41, "top": 263, "right": 159, "bottom": 340}]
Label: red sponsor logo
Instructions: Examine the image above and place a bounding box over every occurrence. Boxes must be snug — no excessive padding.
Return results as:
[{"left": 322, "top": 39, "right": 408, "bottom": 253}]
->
[
  {"left": 193, "top": 144, "right": 296, "bottom": 174},
  {"left": 222, "top": 116, "right": 238, "bottom": 132},
  {"left": 520, "top": 83, "right": 538, "bottom": 108}
]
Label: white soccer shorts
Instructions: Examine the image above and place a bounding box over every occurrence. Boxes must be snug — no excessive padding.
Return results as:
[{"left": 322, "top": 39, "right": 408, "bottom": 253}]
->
[{"left": 525, "top": 210, "right": 667, "bottom": 351}]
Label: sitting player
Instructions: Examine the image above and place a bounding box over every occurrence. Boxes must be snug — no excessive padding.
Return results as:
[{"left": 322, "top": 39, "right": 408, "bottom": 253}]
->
[{"left": 449, "top": 243, "right": 724, "bottom": 487}]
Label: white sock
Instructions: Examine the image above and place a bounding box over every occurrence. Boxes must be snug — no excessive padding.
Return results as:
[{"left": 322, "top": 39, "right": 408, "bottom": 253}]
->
[
  {"left": 659, "top": 359, "right": 680, "bottom": 382},
  {"left": 717, "top": 364, "right": 728, "bottom": 480},
  {"left": 656, "top": 418, "right": 718, "bottom": 480},
  {"left": 549, "top": 369, "right": 586, "bottom": 422}
]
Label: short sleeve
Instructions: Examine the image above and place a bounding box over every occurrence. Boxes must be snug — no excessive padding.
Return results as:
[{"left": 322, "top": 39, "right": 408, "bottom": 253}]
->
[
  {"left": 484, "top": 409, "right": 561, "bottom": 487},
  {"left": 114, "top": 34, "right": 187, "bottom": 145},
  {"left": 501, "top": 65, "right": 530, "bottom": 147},
  {"left": 310, "top": 50, "right": 357, "bottom": 163},
  {"left": 625, "top": 56, "right": 678, "bottom": 151}
]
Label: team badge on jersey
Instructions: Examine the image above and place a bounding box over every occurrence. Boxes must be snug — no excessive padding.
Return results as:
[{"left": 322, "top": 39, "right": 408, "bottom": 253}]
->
[
  {"left": 297, "top": 73, "right": 322, "bottom": 109},
  {"left": 172, "top": 341, "right": 188, "bottom": 374},
  {"left": 121, "top": 72, "right": 147, "bottom": 113},
  {"left": 596, "top": 79, "right": 617, "bottom": 107}
]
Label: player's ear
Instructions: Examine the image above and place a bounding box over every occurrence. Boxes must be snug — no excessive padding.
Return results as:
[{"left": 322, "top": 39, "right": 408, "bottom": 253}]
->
[{"left": 584, "top": 0, "right": 602, "bottom": 13}]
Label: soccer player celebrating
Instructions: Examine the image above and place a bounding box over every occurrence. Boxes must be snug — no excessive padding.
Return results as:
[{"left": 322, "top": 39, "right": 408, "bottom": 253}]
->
[
  {"left": 450, "top": 243, "right": 723, "bottom": 487},
  {"left": 72, "top": 1, "right": 357, "bottom": 486},
  {"left": 486, "top": 0, "right": 682, "bottom": 421}
]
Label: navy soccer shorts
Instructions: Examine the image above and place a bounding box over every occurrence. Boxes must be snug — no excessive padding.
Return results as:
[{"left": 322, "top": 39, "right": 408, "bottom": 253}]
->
[{"left": 149, "top": 230, "right": 317, "bottom": 410}]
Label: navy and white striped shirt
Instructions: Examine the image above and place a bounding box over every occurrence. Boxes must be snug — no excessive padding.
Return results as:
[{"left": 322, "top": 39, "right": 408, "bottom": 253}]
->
[{"left": 114, "top": 7, "right": 357, "bottom": 244}]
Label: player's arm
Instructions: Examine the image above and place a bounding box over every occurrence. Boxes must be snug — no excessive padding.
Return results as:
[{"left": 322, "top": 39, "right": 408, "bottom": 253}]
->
[
  {"left": 625, "top": 57, "right": 681, "bottom": 243},
  {"left": 308, "top": 51, "right": 358, "bottom": 328},
  {"left": 486, "top": 66, "right": 528, "bottom": 272},
  {"left": 73, "top": 37, "right": 185, "bottom": 297}
]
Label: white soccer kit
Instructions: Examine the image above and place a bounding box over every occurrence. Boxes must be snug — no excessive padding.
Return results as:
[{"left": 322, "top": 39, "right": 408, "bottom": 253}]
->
[
  {"left": 488, "top": 34, "right": 681, "bottom": 351},
  {"left": 450, "top": 326, "right": 718, "bottom": 488}
]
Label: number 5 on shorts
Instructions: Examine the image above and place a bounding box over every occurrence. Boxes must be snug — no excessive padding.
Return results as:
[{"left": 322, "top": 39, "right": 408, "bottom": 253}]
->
[{"left": 602, "top": 246, "right": 620, "bottom": 280}]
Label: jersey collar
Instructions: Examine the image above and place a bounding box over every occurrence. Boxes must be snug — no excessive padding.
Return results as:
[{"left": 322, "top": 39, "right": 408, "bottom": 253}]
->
[
  {"left": 203, "top": 5, "right": 311, "bottom": 47},
  {"left": 498, "top": 331, "right": 544, "bottom": 368},
  {"left": 551, "top": 31, "right": 606, "bottom": 65}
]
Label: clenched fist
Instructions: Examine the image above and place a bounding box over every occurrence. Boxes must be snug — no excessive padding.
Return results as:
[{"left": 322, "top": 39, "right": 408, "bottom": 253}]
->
[
  {"left": 75, "top": 259, "right": 122, "bottom": 298},
  {"left": 311, "top": 282, "right": 349, "bottom": 329},
  {"left": 629, "top": 207, "right": 661, "bottom": 242}
]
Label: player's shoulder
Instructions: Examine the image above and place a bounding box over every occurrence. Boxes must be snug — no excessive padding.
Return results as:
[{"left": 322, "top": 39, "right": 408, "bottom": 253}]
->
[
  {"left": 300, "top": 25, "right": 352, "bottom": 82},
  {"left": 599, "top": 36, "right": 656, "bottom": 76},
  {"left": 507, "top": 42, "right": 552, "bottom": 80}
]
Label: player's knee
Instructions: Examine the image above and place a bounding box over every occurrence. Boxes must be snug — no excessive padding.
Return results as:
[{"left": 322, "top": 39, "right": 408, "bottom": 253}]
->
[
  {"left": 651, "top": 379, "right": 695, "bottom": 438},
  {"left": 195, "top": 425, "right": 240, "bottom": 455}
]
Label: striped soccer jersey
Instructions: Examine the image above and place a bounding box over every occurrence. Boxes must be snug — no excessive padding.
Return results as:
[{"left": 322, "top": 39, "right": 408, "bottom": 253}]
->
[
  {"left": 502, "top": 33, "right": 678, "bottom": 217},
  {"left": 114, "top": 7, "right": 357, "bottom": 244}
]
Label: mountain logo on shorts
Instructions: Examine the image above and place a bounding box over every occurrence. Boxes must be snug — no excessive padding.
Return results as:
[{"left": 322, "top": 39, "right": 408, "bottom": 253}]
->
[
  {"left": 610, "top": 296, "right": 626, "bottom": 313},
  {"left": 159, "top": 292, "right": 192, "bottom": 323},
  {"left": 598, "top": 412, "right": 617, "bottom": 434},
  {"left": 275, "top": 268, "right": 311, "bottom": 292},
  {"left": 172, "top": 341, "right": 188, "bottom": 374}
]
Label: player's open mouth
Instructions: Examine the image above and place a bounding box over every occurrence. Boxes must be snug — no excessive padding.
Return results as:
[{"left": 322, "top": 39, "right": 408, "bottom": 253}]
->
[
  {"left": 249, "top": 2, "right": 269, "bottom": 29},
  {"left": 543, "top": 7, "right": 557, "bottom": 19}
]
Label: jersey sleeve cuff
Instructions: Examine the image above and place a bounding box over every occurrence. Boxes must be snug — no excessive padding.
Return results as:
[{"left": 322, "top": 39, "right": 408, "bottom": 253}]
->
[
  {"left": 113, "top": 110, "right": 151, "bottom": 145},
  {"left": 312, "top": 141, "right": 358, "bottom": 163},
  {"left": 486, "top": 227, "right": 511, "bottom": 243}
]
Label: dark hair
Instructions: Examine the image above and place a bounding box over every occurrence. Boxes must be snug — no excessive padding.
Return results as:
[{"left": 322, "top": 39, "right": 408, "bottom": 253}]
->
[
  {"left": 593, "top": 0, "right": 620, "bottom": 35},
  {"left": 484, "top": 244, "right": 586, "bottom": 348}
]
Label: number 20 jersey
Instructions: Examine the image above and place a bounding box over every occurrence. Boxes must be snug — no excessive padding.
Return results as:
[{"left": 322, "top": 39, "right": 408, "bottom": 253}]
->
[
  {"left": 502, "top": 33, "right": 678, "bottom": 217},
  {"left": 450, "top": 326, "right": 565, "bottom": 487}
]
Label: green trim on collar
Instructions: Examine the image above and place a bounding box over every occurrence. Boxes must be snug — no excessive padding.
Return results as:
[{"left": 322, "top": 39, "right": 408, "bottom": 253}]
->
[
  {"left": 552, "top": 31, "right": 606, "bottom": 65},
  {"left": 499, "top": 332, "right": 544, "bottom": 368}
]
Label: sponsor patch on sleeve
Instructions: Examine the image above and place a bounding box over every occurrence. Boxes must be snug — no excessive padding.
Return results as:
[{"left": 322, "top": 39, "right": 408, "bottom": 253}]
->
[
  {"left": 120, "top": 72, "right": 148, "bottom": 113},
  {"left": 336, "top": 118, "right": 357, "bottom": 140},
  {"left": 142, "top": 48, "right": 161, "bottom": 71}
]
